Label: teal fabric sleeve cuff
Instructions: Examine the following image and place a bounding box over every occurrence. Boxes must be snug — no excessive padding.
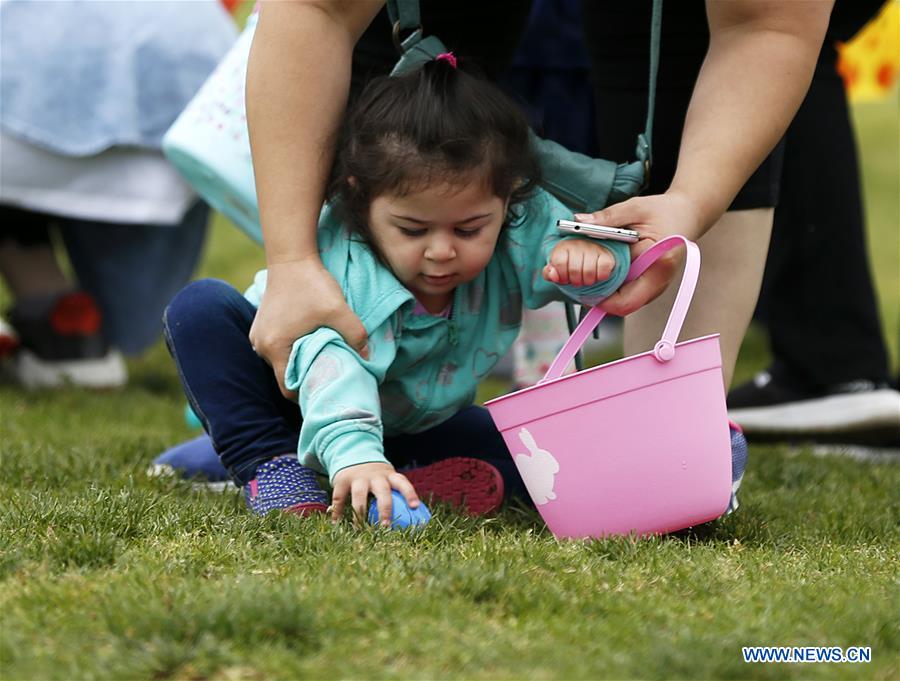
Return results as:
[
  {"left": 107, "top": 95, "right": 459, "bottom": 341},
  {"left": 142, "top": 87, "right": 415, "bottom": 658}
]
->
[{"left": 322, "top": 430, "right": 390, "bottom": 484}]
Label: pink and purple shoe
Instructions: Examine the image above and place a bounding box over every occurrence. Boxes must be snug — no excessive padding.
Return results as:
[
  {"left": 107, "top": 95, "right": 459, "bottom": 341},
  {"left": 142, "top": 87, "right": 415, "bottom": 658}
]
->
[{"left": 244, "top": 456, "right": 328, "bottom": 516}]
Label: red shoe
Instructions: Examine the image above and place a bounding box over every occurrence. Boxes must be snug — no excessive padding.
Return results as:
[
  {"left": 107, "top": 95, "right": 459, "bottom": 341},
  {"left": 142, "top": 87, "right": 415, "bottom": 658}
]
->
[
  {"left": 5, "top": 291, "right": 126, "bottom": 388},
  {"left": 0, "top": 318, "right": 19, "bottom": 358},
  {"left": 402, "top": 457, "right": 504, "bottom": 516}
]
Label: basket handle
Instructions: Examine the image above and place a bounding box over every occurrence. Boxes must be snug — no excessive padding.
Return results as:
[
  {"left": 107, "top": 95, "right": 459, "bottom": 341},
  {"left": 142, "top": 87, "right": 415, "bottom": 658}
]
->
[{"left": 540, "top": 235, "right": 701, "bottom": 383}]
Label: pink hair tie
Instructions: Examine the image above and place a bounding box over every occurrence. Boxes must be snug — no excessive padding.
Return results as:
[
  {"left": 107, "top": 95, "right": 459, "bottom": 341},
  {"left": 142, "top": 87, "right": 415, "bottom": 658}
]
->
[{"left": 435, "top": 52, "right": 457, "bottom": 69}]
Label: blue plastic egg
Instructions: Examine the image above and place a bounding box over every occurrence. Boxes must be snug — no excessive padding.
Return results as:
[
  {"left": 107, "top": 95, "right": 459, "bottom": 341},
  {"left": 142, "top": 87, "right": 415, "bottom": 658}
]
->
[{"left": 368, "top": 490, "right": 431, "bottom": 530}]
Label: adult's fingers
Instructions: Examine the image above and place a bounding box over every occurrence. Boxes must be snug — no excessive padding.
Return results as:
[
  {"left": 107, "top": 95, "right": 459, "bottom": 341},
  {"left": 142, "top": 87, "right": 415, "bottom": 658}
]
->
[
  {"left": 574, "top": 196, "right": 651, "bottom": 229},
  {"left": 251, "top": 261, "right": 371, "bottom": 367},
  {"left": 270, "top": 355, "right": 298, "bottom": 401},
  {"left": 599, "top": 254, "right": 678, "bottom": 317},
  {"left": 330, "top": 305, "right": 370, "bottom": 361},
  {"left": 248, "top": 315, "right": 295, "bottom": 398}
]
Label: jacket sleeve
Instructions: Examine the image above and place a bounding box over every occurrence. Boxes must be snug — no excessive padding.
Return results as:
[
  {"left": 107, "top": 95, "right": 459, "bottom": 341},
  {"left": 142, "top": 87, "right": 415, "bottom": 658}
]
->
[
  {"left": 502, "top": 189, "right": 631, "bottom": 309},
  {"left": 284, "top": 318, "right": 398, "bottom": 483}
]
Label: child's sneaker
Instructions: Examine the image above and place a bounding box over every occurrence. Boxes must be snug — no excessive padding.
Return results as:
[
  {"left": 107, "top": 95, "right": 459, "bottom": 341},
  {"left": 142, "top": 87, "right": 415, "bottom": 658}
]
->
[
  {"left": 727, "top": 422, "right": 749, "bottom": 514},
  {"left": 402, "top": 457, "right": 504, "bottom": 516},
  {"left": 148, "top": 435, "right": 234, "bottom": 492},
  {"left": 4, "top": 291, "right": 126, "bottom": 389},
  {"left": 245, "top": 455, "right": 328, "bottom": 516}
]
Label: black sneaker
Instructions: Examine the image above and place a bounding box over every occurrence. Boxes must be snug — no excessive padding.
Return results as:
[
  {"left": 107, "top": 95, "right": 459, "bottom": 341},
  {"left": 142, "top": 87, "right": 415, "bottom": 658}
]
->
[
  {"left": 728, "top": 370, "right": 900, "bottom": 445},
  {"left": 3, "top": 291, "right": 126, "bottom": 389}
]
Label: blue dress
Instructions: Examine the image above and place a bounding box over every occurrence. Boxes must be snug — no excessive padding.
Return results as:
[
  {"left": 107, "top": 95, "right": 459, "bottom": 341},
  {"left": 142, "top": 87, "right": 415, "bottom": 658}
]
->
[{"left": 0, "top": 0, "right": 237, "bottom": 155}]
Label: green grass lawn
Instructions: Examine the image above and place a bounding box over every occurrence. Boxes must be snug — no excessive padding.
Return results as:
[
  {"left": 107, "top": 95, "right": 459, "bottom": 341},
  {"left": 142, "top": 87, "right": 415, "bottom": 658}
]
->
[{"left": 1, "top": 100, "right": 898, "bottom": 680}]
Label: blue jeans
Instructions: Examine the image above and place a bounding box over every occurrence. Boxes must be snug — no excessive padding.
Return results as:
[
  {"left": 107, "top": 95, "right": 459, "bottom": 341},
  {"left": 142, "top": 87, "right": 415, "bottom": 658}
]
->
[
  {"left": 0, "top": 200, "right": 209, "bottom": 355},
  {"left": 163, "top": 279, "right": 526, "bottom": 496},
  {"left": 62, "top": 201, "right": 209, "bottom": 354}
]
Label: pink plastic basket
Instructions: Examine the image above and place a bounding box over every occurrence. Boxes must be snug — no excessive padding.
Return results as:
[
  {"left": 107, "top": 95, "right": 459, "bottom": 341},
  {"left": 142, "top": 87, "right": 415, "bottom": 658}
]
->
[{"left": 485, "top": 236, "right": 732, "bottom": 538}]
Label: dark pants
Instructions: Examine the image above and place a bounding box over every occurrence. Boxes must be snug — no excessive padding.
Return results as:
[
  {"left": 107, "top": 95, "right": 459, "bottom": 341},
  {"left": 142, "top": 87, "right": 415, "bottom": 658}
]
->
[
  {"left": 755, "top": 43, "right": 891, "bottom": 389},
  {"left": 0, "top": 201, "right": 209, "bottom": 355},
  {"left": 163, "top": 278, "right": 526, "bottom": 495},
  {"left": 579, "top": 2, "right": 890, "bottom": 387}
]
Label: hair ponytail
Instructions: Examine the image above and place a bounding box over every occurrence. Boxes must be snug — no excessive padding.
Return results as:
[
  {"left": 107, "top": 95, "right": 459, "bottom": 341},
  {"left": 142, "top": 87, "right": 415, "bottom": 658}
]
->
[
  {"left": 420, "top": 56, "right": 459, "bottom": 99},
  {"left": 327, "top": 51, "right": 541, "bottom": 244}
]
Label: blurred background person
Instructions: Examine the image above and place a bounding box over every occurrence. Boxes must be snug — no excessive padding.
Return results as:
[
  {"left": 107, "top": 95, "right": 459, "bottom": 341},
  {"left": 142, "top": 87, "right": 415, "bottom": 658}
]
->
[
  {"left": 727, "top": 0, "right": 900, "bottom": 446},
  {"left": 0, "top": 0, "right": 237, "bottom": 388},
  {"left": 498, "top": 0, "right": 898, "bottom": 444}
]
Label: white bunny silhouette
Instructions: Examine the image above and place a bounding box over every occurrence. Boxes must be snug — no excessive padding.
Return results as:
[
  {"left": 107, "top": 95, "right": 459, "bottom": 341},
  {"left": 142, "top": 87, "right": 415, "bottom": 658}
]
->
[{"left": 513, "top": 428, "right": 560, "bottom": 506}]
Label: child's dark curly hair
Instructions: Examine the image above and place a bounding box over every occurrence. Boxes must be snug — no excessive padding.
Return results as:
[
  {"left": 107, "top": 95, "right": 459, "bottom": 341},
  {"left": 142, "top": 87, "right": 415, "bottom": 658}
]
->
[{"left": 326, "top": 56, "right": 541, "bottom": 248}]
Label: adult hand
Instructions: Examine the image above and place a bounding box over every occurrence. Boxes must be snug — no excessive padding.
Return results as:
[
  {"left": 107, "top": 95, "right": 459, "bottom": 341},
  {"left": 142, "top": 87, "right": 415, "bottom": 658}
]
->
[
  {"left": 249, "top": 257, "right": 369, "bottom": 399},
  {"left": 330, "top": 462, "right": 421, "bottom": 526},
  {"left": 574, "top": 189, "right": 704, "bottom": 316}
]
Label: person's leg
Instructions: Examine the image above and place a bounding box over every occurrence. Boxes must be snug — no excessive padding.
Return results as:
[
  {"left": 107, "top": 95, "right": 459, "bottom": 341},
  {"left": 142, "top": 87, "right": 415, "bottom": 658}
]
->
[
  {"left": 579, "top": 0, "right": 780, "bottom": 391},
  {"left": 60, "top": 200, "right": 209, "bottom": 356},
  {"left": 742, "top": 46, "right": 892, "bottom": 389},
  {"left": 162, "top": 278, "right": 300, "bottom": 485},
  {"left": 0, "top": 205, "right": 126, "bottom": 388},
  {"left": 162, "top": 278, "right": 328, "bottom": 514},
  {"left": 0, "top": 207, "right": 71, "bottom": 298},
  {"left": 725, "top": 43, "right": 899, "bottom": 442},
  {"left": 150, "top": 434, "right": 232, "bottom": 489},
  {"left": 624, "top": 208, "right": 775, "bottom": 390}
]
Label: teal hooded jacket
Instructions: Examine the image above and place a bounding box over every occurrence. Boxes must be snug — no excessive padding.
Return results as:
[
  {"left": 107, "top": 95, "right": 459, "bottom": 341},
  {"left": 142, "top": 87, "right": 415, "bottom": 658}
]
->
[{"left": 245, "top": 188, "right": 629, "bottom": 482}]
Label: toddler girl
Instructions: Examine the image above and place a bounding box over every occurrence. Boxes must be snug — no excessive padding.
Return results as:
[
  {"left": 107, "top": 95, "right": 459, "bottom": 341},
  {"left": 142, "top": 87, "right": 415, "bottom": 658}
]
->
[{"left": 165, "top": 54, "right": 635, "bottom": 524}]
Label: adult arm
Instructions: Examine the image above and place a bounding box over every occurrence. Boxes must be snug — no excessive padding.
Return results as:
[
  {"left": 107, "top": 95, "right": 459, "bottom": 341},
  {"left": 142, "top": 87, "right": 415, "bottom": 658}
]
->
[
  {"left": 245, "top": 0, "right": 383, "bottom": 396},
  {"left": 582, "top": 0, "right": 834, "bottom": 316}
]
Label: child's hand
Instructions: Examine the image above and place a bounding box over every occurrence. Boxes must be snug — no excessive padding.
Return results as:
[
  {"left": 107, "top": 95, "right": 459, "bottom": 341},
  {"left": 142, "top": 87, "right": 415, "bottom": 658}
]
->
[
  {"left": 330, "top": 462, "right": 421, "bottom": 526},
  {"left": 543, "top": 239, "right": 616, "bottom": 287}
]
